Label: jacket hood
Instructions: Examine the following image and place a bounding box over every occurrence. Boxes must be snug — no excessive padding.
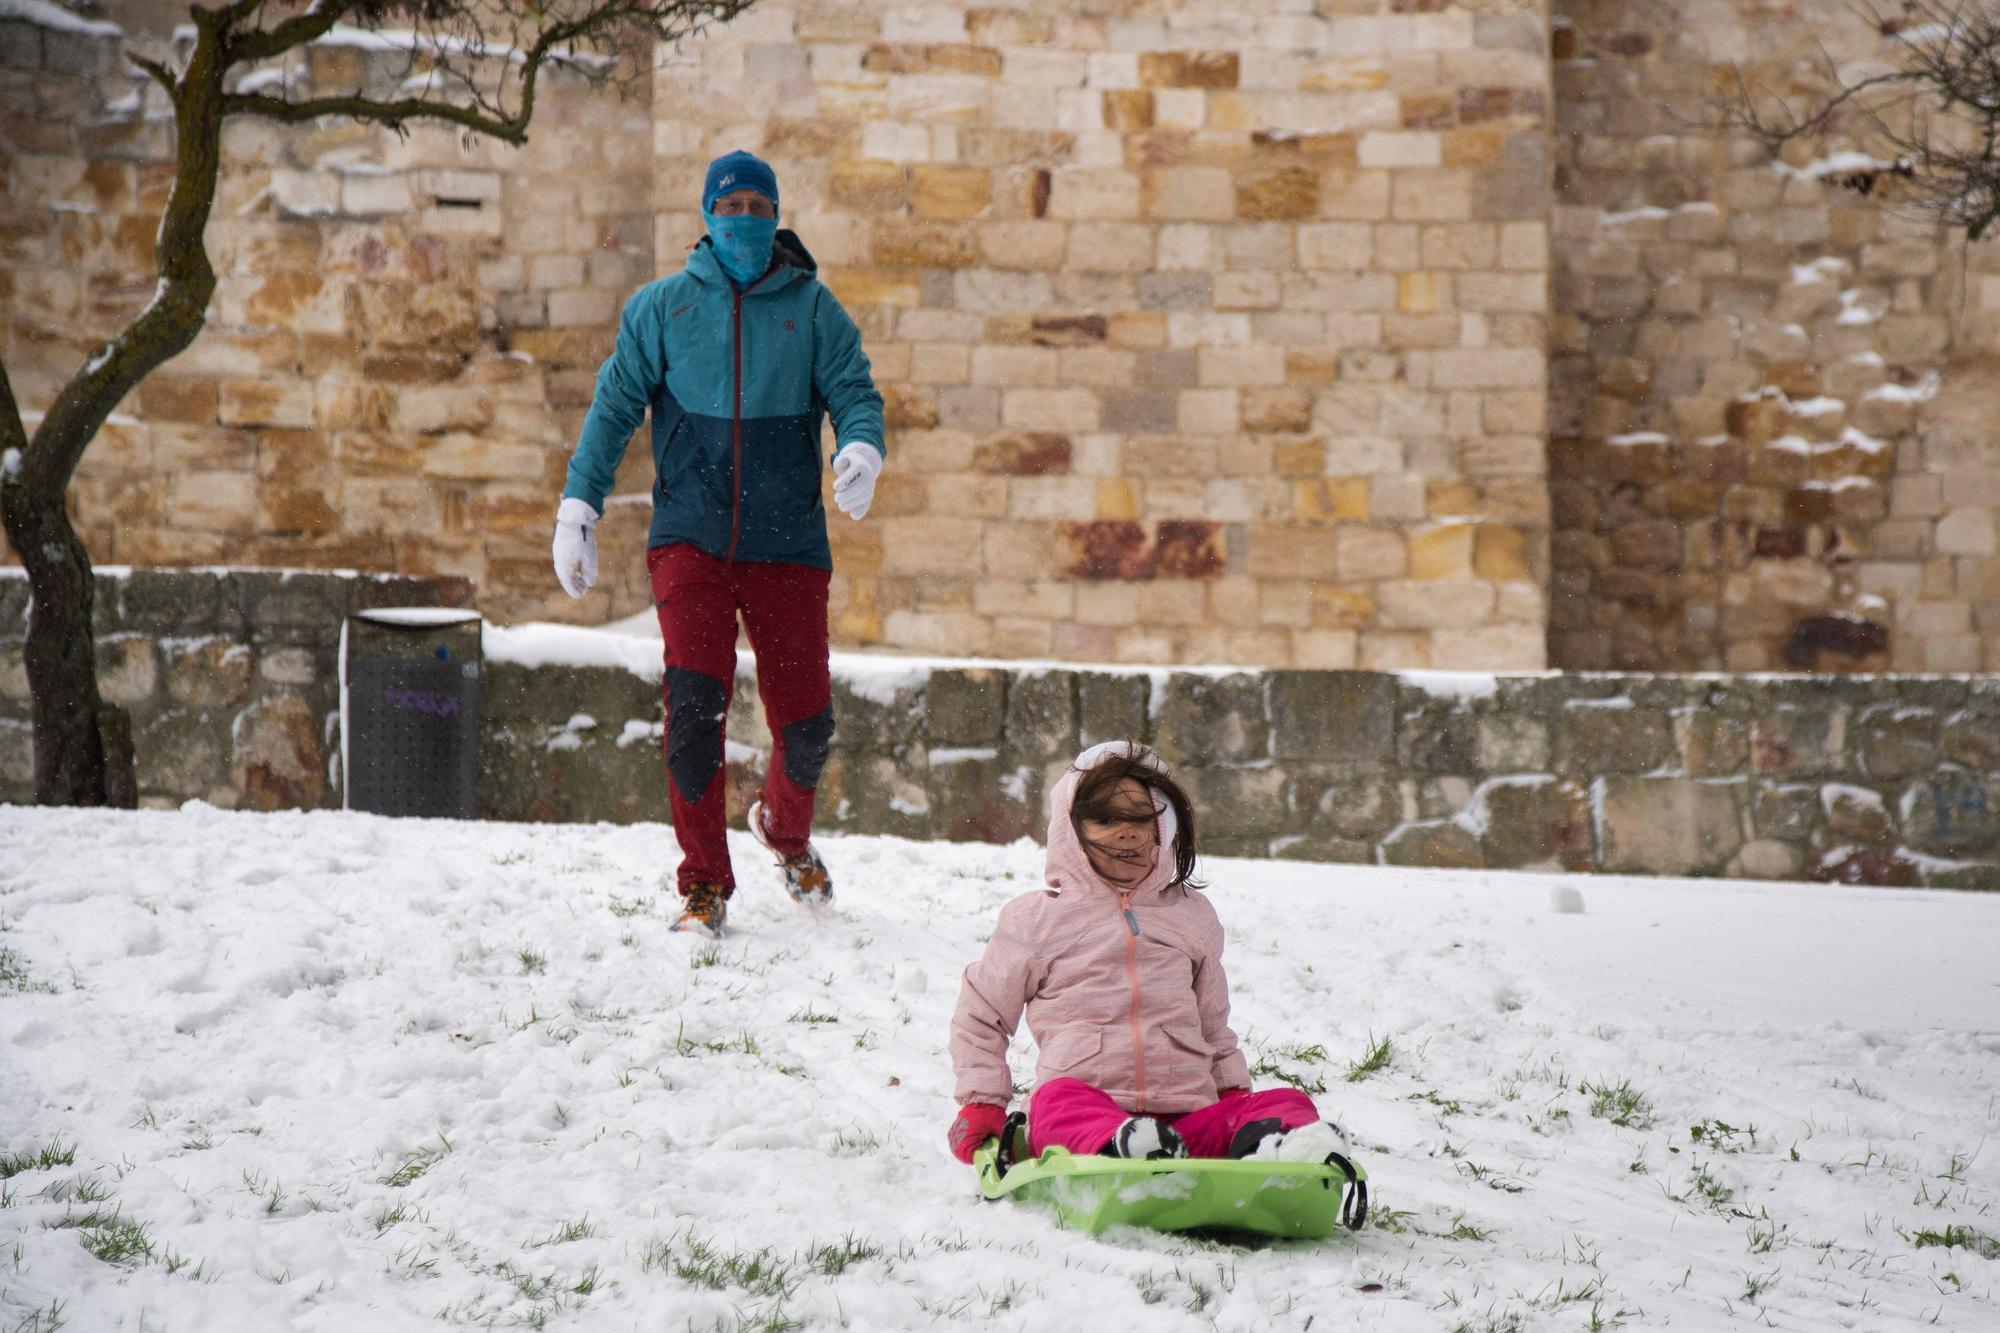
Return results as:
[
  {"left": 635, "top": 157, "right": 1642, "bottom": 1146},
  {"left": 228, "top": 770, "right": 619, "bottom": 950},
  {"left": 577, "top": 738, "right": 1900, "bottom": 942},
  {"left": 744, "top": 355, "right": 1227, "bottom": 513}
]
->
[
  {"left": 684, "top": 228, "right": 817, "bottom": 290},
  {"left": 1044, "top": 742, "right": 1179, "bottom": 898}
]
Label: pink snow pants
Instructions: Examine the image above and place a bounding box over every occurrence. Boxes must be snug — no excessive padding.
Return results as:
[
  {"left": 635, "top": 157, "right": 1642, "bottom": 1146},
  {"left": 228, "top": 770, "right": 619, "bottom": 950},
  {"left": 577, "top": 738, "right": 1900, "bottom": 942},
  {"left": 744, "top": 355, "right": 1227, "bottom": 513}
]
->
[{"left": 1027, "top": 1077, "right": 1320, "bottom": 1158}]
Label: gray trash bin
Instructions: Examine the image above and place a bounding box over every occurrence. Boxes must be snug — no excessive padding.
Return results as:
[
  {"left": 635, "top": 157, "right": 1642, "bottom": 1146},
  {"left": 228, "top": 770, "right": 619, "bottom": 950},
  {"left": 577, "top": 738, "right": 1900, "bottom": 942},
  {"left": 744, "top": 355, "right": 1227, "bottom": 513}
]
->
[{"left": 340, "top": 608, "right": 482, "bottom": 818}]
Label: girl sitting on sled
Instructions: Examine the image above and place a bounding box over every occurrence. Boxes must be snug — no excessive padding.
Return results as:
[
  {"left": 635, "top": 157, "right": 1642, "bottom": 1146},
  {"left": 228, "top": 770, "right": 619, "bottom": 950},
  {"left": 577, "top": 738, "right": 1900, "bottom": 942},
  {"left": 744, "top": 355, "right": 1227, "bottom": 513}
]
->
[{"left": 946, "top": 741, "right": 1350, "bottom": 1165}]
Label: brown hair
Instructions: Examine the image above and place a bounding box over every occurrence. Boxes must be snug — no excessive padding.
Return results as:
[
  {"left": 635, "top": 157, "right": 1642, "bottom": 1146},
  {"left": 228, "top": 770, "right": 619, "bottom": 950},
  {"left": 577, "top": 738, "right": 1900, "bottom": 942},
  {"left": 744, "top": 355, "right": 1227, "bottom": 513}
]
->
[{"left": 1069, "top": 747, "right": 1202, "bottom": 890}]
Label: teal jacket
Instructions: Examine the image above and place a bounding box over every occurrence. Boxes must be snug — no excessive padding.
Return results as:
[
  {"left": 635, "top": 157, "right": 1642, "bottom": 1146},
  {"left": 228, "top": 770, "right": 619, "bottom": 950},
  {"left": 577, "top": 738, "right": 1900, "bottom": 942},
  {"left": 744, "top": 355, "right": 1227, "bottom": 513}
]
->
[{"left": 561, "top": 231, "right": 884, "bottom": 570}]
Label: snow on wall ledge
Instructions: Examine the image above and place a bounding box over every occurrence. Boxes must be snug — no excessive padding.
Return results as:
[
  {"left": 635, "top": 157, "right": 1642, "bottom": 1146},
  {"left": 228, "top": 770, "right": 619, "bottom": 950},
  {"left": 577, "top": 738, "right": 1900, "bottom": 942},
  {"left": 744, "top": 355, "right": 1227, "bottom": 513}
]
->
[{"left": 2, "top": 569, "right": 1997, "bottom": 889}]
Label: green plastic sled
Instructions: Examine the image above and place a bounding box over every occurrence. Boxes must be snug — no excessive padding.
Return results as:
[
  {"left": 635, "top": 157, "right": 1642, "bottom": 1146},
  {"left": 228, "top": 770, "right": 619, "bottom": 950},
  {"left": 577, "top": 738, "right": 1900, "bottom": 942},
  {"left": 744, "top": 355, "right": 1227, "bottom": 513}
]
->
[{"left": 973, "top": 1116, "right": 1368, "bottom": 1239}]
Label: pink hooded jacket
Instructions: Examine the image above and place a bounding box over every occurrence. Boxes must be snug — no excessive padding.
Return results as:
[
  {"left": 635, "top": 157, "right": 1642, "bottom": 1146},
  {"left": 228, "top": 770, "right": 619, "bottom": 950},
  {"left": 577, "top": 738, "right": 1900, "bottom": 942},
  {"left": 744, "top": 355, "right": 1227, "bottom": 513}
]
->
[{"left": 949, "top": 747, "right": 1252, "bottom": 1115}]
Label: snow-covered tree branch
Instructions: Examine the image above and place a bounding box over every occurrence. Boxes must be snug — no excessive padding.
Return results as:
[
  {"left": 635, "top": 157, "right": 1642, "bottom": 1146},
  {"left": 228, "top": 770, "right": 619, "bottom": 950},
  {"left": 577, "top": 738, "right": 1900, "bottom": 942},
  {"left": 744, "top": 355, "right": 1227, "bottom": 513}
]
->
[{"left": 1721, "top": 1, "right": 2000, "bottom": 239}]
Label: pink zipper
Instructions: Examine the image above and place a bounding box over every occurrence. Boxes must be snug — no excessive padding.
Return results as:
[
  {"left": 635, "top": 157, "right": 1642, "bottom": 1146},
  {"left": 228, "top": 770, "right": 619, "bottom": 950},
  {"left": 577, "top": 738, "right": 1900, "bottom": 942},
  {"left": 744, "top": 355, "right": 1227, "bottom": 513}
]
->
[{"left": 1118, "top": 889, "right": 1146, "bottom": 1111}]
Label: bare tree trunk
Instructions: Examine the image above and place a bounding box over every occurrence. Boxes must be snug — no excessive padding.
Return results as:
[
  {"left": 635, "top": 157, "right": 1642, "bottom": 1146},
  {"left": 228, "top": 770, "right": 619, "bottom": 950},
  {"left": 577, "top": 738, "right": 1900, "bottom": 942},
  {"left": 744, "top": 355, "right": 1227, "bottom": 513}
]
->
[
  {"left": 0, "top": 451, "right": 122, "bottom": 805},
  {"left": 0, "top": 19, "right": 227, "bottom": 805}
]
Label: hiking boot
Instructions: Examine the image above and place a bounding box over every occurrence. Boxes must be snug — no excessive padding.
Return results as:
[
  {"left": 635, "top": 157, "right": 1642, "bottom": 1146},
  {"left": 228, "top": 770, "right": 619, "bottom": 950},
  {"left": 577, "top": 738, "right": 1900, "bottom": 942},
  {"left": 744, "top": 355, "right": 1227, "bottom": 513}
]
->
[
  {"left": 748, "top": 800, "right": 832, "bottom": 905},
  {"left": 1103, "top": 1116, "right": 1187, "bottom": 1161},
  {"left": 1226, "top": 1116, "right": 1286, "bottom": 1160},
  {"left": 1236, "top": 1119, "right": 1351, "bottom": 1164},
  {"left": 670, "top": 882, "right": 729, "bottom": 938}
]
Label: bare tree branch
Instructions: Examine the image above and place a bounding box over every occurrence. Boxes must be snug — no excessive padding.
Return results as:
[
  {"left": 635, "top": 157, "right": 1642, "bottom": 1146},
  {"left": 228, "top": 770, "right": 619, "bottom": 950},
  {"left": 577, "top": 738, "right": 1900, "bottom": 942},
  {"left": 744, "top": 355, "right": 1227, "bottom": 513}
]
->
[
  {"left": 0, "top": 360, "right": 27, "bottom": 464},
  {"left": 225, "top": 87, "right": 532, "bottom": 141},
  {"left": 1718, "top": 0, "right": 2000, "bottom": 239},
  {"left": 229, "top": 0, "right": 358, "bottom": 65},
  {"left": 128, "top": 51, "right": 177, "bottom": 94}
]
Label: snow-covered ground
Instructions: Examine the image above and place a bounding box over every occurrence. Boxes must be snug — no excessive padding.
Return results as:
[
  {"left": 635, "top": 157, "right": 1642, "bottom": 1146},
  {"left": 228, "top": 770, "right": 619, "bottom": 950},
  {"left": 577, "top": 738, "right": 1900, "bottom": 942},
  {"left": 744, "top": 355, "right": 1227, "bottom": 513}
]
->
[{"left": 2, "top": 805, "right": 1997, "bottom": 1332}]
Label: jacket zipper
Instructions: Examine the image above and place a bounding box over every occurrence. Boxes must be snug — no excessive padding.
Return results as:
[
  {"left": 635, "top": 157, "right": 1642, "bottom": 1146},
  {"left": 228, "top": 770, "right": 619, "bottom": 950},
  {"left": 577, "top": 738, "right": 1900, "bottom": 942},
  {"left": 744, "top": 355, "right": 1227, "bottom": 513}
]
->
[
  {"left": 1118, "top": 889, "right": 1146, "bottom": 1112},
  {"left": 726, "top": 269, "right": 777, "bottom": 565},
  {"left": 727, "top": 282, "right": 744, "bottom": 563}
]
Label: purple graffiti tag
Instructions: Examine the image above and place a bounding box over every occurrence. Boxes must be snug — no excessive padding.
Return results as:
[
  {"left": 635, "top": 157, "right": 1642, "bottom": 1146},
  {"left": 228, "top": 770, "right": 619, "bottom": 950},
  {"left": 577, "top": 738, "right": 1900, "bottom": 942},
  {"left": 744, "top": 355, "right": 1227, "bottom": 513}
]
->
[{"left": 385, "top": 687, "right": 461, "bottom": 718}]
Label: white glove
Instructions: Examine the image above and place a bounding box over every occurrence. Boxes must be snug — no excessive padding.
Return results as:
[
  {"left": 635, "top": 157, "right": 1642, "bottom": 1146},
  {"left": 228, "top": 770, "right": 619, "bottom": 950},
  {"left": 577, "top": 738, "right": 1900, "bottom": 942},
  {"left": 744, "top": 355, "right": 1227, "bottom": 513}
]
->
[
  {"left": 552, "top": 496, "right": 600, "bottom": 598},
  {"left": 831, "top": 442, "right": 883, "bottom": 521}
]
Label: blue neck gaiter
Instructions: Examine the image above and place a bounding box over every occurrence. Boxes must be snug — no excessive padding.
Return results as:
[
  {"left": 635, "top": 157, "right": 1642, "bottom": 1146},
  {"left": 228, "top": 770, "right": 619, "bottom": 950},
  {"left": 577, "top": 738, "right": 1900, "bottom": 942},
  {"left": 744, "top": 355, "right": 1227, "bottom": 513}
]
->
[{"left": 703, "top": 211, "right": 778, "bottom": 285}]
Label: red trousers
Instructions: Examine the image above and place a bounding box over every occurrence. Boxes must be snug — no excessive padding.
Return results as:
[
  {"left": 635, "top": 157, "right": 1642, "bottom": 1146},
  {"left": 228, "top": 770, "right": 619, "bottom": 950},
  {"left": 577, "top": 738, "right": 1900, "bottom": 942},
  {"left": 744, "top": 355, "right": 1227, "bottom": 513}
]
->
[
  {"left": 1027, "top": 1077, "right": 1320, "bottom": 1158},
  {"left": 647, "top": 544, "right": 833, "bottom": 894}
]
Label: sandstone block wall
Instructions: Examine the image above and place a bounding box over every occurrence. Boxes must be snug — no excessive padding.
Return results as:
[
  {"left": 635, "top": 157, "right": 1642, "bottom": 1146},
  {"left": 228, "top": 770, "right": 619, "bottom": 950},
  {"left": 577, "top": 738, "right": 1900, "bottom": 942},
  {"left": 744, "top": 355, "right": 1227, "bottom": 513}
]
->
[
  {"left": 3, "top": 1, "right": 1556, "bottom": 673},
  {"left": 0, "top": 15, "right": 658, "bottom": 623},
  {"left": 650, "top": 0, "right": 1554, "bottom": 669},
  {"left": 1549, "top": 0, "right": 2000, "bottom": 673},
  {"left": 10, "top": 570, "right": 1992, "bottom": 890},
  {"left": 8, "top": 1, "right": 2000, "bottom": 680}
]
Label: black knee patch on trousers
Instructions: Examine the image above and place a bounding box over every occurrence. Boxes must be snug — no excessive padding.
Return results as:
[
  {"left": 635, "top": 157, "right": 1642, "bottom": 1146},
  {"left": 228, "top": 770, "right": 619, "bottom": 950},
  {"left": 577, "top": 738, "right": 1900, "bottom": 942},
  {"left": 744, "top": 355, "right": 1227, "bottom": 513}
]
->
[
  {"left": 664, "top": 667, "right": 728, "bottom": 803},
  {"left": 781, "top": 703, "right": 835, "bottom": 790}
]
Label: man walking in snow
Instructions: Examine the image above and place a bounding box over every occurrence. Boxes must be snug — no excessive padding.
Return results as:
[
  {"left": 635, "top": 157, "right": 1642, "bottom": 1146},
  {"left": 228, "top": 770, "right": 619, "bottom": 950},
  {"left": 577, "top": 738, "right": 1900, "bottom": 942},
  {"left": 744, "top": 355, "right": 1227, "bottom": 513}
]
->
[{"left": 551, "top": 150, "right": 886, "bottom": 938}]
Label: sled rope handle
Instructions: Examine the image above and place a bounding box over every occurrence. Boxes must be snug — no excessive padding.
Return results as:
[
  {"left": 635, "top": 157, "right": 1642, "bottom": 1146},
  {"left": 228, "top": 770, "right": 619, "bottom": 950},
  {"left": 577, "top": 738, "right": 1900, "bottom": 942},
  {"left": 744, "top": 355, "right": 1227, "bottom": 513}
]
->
[
  {"left": 993, "top": 1110, "right": 1029, "bottom": 1180},
  {"left": 1324, "top": 1150, "right": 1368, "bottom": 1231}
]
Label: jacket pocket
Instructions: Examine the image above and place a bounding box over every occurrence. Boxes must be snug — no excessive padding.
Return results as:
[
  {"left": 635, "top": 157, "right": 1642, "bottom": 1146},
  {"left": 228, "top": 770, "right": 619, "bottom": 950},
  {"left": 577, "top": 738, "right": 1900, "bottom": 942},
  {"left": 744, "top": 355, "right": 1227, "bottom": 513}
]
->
[
  {"left": 1162, "top": 1025, "right": 1211, "bottom": 1060},
  {"left": 1039, "top": 1027, "right": 1102, "bottom": 1072}
]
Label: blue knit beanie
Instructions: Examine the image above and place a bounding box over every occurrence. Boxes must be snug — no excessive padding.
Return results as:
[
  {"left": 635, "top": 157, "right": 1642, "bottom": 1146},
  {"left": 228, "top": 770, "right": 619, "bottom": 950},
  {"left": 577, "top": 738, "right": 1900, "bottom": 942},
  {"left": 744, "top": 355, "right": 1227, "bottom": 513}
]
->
[{"left": 702, "top": 150, "right": 779, "bottom": 212}]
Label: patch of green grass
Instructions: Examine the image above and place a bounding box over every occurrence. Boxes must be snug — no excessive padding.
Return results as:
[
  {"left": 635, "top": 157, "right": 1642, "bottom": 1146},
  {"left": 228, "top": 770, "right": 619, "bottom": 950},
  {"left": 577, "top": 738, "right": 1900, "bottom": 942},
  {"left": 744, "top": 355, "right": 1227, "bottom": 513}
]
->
[
  {"left": 804, "top": 1234, "right": 881, "bottom": 1276},
  {"left": 1345, "top": 1032, "right": 1393, "bottom": 1083},
  {"left": 6, "top": 1298, "right": 67, "bottom": 1333},
  {"left": 1456, "top": 1161, "right": 1527, "bottom": 1194},
  {"left": 0, "top": 946, "right": 58, "bottom": 995},
  {"left": 1247, "top": 1053, "right": 1326, "bottom": 1095},
  {"left": 40, "top": 1176, "right": 111, "bottom": 1204},
  {"left": 1904, "top": 1224, "right": 2000, "bottom": 1260},
  {"left": 372, "top": 1202, "right": 419, "bottom": 1234},
  {"left": 1665, "top": 1159, "right": 1746, "bottom": 1216},
  {"left": 1368, "top": 1202, "right": 1417, "bottom": 1234},
  {"left": 787, "top": 1005, "right": 839, "bottom": 1025},
  {"left": 686, "top": 1314, "right": 803, "bottom": 1333},
  {"left": 390, "top": 1242, "right": 438, "bottom": 1278},
  {"left": 518, "top": 950, "right": 547, "bottom": 976},
  {"left": 1579, "top": 1077, "right": 1655, "bottom": 1129},
  {"left": 162, "top": 1249, "right": 205, "bottom": 1279},
  {"left": 1746, "top": 1221, "right": 1788, "bottom": 1253},
  {"left": 667, "top": 1230, "right": 799, "bottom": 1301},
  {"left": 0, "top": 1141, "right": 75, "bottom": 1179},
  {"left": 826, "top": 1128, "right": 881, "bottom": 1156},
  {"left": 1689, "top": 1119, "right": 1755, "bottom": 1153},
  {"left": 688, "top": 944, "right": 725, "bottom": 969},
  {"left": 1523, "top": 1274, "right": 1606, "bottom": 1310},
  {"left": 1583, "top": 1298, "right": 1640, "bottom": 1331},
  {"left": 57, "top": 1209, "right": 154, "bottom": 1266},
  {"left": 1449, "top": 1313, "right": 1525, "bottom": 1333},
  {"left": 527, "top": 1217, "right": 593, "bottom": 1249},
  {"left": 381, "top": 1136, "right": 452, "bottom": 1188},
  {"left": 1411, "top": 1088, "right": 1462, "bottom": 1115},
  {"left": 1446, "top": 1213, "right": 1491, "bottom": 1242}
]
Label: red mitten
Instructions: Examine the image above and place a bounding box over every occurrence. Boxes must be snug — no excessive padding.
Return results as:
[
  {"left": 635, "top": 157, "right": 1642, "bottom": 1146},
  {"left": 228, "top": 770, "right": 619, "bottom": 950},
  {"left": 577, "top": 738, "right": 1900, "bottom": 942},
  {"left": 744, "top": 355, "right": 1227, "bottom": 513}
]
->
[
  {"left": 948, "top": 1103, "right": 1009, "bottom": 1163},
  {"left": 1217, "top": 1086, "right": 1251, "bottom": 1102}
]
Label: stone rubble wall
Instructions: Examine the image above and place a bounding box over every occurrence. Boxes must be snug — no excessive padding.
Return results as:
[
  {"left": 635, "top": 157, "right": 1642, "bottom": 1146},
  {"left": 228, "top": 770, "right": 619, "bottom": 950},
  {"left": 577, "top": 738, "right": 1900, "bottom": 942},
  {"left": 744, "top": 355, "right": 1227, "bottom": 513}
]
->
[
  {"left": 1549, "top": 0, "right": 2000, "bottom": 673},
  {"left": 0, "top": 568, "right": 471, "bottom": 809},
  {"left": 7, "top": 571, "right": 1992, "bottom": 890}
]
